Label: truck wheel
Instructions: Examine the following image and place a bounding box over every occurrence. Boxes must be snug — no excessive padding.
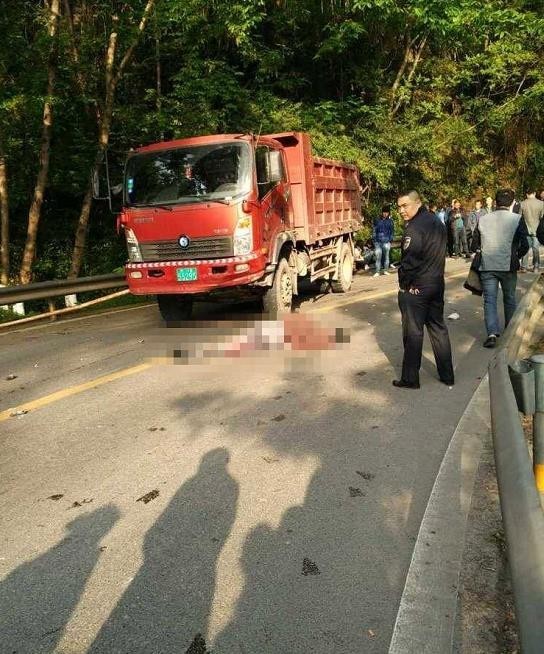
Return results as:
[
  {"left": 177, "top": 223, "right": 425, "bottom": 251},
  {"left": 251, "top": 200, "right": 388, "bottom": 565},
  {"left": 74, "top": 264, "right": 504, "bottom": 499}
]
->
[
  {"left": 157, "top": 294, "right": 193, "bottom": 323},
  {"left": 331, "top": 242, "right": 354, "bottom": 293},
  {"left": 262, "top": 257, "right": 293, "bottom": 315}
]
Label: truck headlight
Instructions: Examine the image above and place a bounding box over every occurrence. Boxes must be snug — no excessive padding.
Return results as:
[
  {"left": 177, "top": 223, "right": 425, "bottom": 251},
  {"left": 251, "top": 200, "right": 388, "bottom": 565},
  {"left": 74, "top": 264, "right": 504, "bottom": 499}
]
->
[
  {"left": 233, "top": 216, "right": 252, "bottom": 256},
  {"left": 125, "top": 228, "right": 143, "bottom": 262}
]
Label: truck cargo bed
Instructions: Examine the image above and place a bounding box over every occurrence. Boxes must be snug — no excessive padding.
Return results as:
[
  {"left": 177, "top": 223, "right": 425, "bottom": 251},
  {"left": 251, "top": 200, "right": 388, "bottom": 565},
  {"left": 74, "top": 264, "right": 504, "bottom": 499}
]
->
[{"left": 269, "top": 132, "right": 361, "bottom": 244}]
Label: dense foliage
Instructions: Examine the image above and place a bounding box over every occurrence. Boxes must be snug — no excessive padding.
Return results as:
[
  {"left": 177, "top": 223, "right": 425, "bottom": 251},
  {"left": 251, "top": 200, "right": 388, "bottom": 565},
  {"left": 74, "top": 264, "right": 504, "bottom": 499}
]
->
[{"left": 1, "top": 0, "right": 543, "bottom": 282}]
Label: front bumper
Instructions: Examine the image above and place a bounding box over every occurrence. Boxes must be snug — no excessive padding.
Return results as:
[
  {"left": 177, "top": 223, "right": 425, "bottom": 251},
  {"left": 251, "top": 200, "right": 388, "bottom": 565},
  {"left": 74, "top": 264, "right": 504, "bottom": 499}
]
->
[{"left": 125, "top": 252, "right": 267, "bottom": 295}]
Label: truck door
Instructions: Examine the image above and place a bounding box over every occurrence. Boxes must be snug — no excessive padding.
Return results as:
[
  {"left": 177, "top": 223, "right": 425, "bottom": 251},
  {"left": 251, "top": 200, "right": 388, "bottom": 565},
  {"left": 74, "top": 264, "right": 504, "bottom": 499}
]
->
[{"left": 256, "top": 146, "right": 289, "bottom": 254}]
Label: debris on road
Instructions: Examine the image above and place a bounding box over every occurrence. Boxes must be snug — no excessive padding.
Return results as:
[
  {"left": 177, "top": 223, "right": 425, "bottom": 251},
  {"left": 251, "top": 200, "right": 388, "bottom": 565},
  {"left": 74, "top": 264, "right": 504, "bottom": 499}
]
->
[
  {"left": 262, "top": 456, "right": 279, "bottom": 464},
  {"left": 271, "top": 414, "right": 286, "bottom": 422},
  {"left": 5, "top": 374, "right": 17, "bottom": 381},
  {"left": 349, "top": 487, "right": 365, "bottom": 497},
  {"left": 68, "top": 498, "right": 94, "bottom": 509},
  {"left": 302, "top": 557, "right": 321, "bottom": 575},
  {"left": 137, "top": 489, "right": 159, "bottom": 504},
  {"left": 356, "top": 471, "right": 375, "bottom": 481},
  {"left": 185, "top": 633, "right": 208, "bottom": 654},
  {"left": 448, "top": 312, "right": 460, "bottom": 320},
  {"left": 9, "top": 408, "right": 28, "bottom": 417},
  {"left": 47, "top": 494, "right": 64, "bottom": 501}
]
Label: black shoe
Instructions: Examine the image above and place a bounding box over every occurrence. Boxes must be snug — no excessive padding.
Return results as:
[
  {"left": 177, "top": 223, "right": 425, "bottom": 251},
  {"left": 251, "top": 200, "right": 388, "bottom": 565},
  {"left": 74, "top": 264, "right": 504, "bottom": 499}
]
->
[
  {"left": 440, "top": 378, "right": 455, "bottom": 386},
  {"left": 392, "top": 379, "right": 420, "bottom": 389},
  {"left": 483, "top": 335, "right": 497, "bottom": 348}
]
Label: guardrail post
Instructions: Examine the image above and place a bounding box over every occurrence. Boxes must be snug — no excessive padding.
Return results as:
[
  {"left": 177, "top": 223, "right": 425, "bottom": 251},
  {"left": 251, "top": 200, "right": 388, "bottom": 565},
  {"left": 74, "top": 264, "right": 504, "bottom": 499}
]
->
[{"left": 530, "top": 353, "right": 544, "bottom": 492}]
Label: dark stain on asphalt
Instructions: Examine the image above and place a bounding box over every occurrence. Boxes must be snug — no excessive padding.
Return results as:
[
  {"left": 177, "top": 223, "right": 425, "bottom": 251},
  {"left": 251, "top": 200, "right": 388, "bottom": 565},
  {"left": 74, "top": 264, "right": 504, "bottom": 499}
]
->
[
  {"left": 47, "top": 494, "right": 64, "bottom": 501},
  {"left": 349, "top": 487, "right": 365, "bottom": 497},
  {"left": 302, "top": 557, "right": 321, "bottom": 575},
  {"left": 357, "top": 371, "right": 367, "bottom": 377},
  {"left": 185, "top": 633, "right": 208, "bottom": 654},
  {"left": 137, "top": 490, "right": 159, "bottom": 504},
  {"left": 273, "top": 395, "right": 283, "bottom": 400},
  {"left": 356, "top": 471, "right": 375, "bottom": 481},
  {"left": 271, "top": 414, "right": 286, "bottom": 422},
  {"left": 262, "top": 456, "right": 279, "bottom": 464}
]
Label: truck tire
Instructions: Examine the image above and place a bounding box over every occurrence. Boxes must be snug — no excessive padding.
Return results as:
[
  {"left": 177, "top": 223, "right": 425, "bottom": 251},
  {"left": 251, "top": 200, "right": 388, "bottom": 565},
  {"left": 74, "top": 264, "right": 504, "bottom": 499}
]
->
[
  {"left": 157, "top": 294, "right": 193, "bottom": 323},
  {"left": 331, "top": 242, "right": 354, "bottom": 293},
  {"left": 262, "top": 257, "right": 293, "bottom": 315}
]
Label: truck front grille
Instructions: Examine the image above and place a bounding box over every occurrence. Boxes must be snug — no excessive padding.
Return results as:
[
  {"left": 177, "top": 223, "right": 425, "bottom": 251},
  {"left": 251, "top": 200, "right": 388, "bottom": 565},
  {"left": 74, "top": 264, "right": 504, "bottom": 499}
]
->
[{"left": 140, "top": 237, "right": 233, "bottom": 261}]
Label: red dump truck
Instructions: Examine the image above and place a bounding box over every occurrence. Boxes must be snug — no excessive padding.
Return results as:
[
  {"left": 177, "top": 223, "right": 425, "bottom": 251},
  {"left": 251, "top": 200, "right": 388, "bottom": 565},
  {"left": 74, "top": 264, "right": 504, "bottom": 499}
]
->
[{"left": 118, "top": 132, "right": 362, "bottom": 320}]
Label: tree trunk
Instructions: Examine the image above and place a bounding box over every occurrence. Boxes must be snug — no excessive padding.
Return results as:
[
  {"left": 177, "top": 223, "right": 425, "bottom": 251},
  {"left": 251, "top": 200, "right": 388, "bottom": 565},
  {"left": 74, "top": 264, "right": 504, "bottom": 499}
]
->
[
  {"left": 67, "top": 0, "right": 156, "bottom": 279},
  {"left": 389, "top": 33, "right": 413, "bottom": 114},
  {"left": 391, "top": 35, "right": 427, "bottom": 117},
  {"left": 19, "top": 0, "right": 60, "bottom": 284},
  {"left": 0, "top": 149, "right": 9, "bottom": 286}
]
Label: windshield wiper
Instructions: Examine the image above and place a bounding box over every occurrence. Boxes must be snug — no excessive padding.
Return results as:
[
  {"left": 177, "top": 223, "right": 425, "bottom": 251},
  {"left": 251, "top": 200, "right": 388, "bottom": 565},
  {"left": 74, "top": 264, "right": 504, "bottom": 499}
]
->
[
  {"left": 130, "top": 202, "right": 174, "bottom": 211},
  {"left": 189, "top": 197, "right": 231, "bottom": 205}
]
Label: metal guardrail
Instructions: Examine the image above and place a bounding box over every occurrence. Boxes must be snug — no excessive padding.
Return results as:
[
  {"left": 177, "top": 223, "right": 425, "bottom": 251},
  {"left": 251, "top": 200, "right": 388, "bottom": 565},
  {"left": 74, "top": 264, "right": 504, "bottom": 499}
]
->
[
  {"left": 0, "top": 273, "right": 127, "bottom": 305},
  {"left": 488, "top": 275, "right": 544, "bottom": 652}
]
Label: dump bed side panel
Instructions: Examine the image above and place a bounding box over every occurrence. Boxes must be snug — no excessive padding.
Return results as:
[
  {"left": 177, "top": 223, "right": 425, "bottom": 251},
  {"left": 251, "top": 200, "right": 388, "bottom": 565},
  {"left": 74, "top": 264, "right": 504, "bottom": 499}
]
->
[
  {"left": 268, "top": 132, "right": 361, "bottom": 244},
  {"left": 311, "top": 156, "right": 361, "bottom": 244}
]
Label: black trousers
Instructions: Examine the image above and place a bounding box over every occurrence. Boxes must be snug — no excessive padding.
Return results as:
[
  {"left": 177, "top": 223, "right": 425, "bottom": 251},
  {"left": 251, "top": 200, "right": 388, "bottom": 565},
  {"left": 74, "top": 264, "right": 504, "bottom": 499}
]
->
[{"left": 398, "top": 283, "right": 454, "bottom": 384}]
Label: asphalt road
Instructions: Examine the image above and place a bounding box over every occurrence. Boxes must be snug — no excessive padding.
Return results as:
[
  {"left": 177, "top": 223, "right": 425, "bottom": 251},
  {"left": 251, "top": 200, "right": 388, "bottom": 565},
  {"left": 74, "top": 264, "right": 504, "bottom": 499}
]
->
[{"left": 0, "top": 261, "right": 532, "bottom": 654}]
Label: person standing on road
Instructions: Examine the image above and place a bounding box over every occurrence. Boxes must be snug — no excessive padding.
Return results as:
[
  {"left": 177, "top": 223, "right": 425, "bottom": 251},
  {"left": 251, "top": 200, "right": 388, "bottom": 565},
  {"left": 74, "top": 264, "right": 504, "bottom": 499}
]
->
[
  {"left": 483, "top": 195, "right": 494, "bottom": 215},
  {"left": 445, "top": 199, "right": 456, "bottom": 257},
  {"left": 520, "top": 189, "right": 544, "bottom": 272},
  {"left": 471, "top": 188, "right": 529, "bottom": 348},
  {"left": 392, "top": 191, "right": 454, "bottom": 389},
  {"left": 372, "top": 205, "right": 395, "bottom": 277},
  {"left": 467, "top": 199, "right": 485, "bottom": 251},
  {"left": 450, "top": 200, "right": 470, "bottom": 258}
]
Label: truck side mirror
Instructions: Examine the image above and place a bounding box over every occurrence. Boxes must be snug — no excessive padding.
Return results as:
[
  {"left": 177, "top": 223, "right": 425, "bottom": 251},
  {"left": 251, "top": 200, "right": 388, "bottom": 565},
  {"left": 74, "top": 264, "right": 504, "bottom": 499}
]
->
[{"left": 268, "top": 150, "right": 283, "bottom": 184}]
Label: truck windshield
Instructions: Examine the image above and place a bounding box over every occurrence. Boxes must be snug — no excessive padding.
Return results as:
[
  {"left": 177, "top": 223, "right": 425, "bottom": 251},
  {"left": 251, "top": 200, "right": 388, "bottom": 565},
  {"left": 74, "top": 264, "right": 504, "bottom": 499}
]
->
[{"left": 125, "top": 142, "right": 252, "bottom": 207}]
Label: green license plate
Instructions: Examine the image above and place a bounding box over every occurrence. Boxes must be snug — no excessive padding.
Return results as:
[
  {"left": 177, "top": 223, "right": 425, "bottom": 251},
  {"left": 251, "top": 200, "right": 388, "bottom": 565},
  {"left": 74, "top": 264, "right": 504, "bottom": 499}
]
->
[{"left": 176, "top": 267, "right": 198, "bottom": 282}]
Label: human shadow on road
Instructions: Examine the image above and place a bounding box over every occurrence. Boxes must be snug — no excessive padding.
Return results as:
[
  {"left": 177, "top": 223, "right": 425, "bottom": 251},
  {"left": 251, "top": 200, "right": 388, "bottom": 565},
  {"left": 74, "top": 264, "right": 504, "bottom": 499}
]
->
[
  {"left": 89, "top": 447, "right": 238, "bottom": 654},
  {"left": 0, "top": 505, "right": 119, "bottom": 654},
  {"left": 168, "top": 372, "right": 403, "bottom": 654}
]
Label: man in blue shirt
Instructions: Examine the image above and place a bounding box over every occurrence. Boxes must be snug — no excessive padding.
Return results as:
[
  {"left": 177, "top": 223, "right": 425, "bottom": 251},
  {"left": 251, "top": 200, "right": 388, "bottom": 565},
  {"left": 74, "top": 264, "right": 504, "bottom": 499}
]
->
[{"left": 372, "top": 205, "right": 395, "bottom": 277}]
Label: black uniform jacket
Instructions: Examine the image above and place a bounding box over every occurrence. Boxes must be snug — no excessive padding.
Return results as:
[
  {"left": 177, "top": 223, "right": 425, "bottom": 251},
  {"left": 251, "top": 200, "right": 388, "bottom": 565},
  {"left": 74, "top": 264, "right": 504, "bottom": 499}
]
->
[{"left": 398, "top": 206, "right": 447, "bottom": 290}]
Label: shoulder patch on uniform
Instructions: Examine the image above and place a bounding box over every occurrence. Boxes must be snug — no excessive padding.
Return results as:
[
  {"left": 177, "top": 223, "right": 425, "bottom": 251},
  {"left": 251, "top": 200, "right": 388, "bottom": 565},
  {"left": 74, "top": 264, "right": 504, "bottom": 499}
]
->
[{"left": 403, "top": 236, "right": 411, "bottom": 249}]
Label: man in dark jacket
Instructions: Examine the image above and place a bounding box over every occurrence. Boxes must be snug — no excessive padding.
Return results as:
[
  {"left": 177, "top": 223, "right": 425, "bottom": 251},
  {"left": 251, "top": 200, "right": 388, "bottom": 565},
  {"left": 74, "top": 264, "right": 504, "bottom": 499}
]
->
[
  {"left": 449, "top": 200, "right": 470, "bottom": 257},
  {"left": 393, "top": 191, "right": 454, "bottom": 389},
  {"left": 471, "top": 188, "right": 529, "bottom": 348}
]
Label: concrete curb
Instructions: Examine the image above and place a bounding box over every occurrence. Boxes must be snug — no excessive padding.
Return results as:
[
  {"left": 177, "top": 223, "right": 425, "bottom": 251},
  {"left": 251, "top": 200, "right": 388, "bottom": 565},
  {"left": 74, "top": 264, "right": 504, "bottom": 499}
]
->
[
  {"left": 388, "top": 375, "right": 490, "bottom": 654},
  {"left": 388, "top": 274, "right": 543, "bottom": 654}
]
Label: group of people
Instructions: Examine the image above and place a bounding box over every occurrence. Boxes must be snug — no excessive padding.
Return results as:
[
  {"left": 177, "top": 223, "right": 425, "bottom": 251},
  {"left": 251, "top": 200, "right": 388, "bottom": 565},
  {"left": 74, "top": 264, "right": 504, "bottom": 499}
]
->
[
  {"left": 391, "top": 187, "right": 543, "bottom": 390},
  {"left": 430, "top": 191, "right": 544, "bottom": 268}
]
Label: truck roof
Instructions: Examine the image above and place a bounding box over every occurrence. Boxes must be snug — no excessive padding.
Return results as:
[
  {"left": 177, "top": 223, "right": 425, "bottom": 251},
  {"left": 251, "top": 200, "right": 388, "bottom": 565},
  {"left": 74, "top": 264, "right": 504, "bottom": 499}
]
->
[{"left": 131, "top": 133, "right": 283, "bottom": 154}]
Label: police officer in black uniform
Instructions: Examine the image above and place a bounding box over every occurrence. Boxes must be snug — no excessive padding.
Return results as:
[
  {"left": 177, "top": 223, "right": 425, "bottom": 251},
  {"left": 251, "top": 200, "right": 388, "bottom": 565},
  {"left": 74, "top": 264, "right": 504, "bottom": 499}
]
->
[{"left": 393, "top": 191, "right": 454, "bottom": 389}]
